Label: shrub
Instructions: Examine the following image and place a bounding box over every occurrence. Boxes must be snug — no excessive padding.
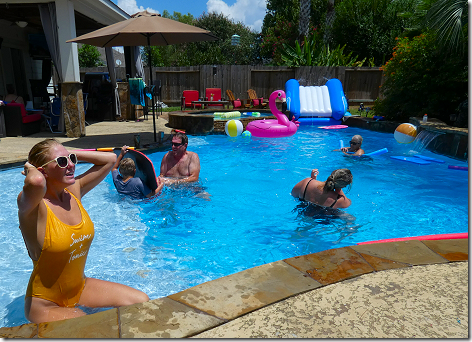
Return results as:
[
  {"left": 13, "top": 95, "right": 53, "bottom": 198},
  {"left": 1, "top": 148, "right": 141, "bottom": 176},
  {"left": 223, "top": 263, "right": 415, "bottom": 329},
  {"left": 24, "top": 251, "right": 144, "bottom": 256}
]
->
[{"left": 374, "top": 33, "right": 468, "bottom": 123}]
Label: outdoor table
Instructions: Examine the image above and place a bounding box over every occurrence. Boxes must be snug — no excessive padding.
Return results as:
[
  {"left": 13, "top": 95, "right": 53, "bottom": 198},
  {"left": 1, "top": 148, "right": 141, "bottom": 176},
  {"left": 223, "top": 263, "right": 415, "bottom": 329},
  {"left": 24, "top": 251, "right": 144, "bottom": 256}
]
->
[{"left": 192, "top": 100, "right": 230, "bottom": 109}]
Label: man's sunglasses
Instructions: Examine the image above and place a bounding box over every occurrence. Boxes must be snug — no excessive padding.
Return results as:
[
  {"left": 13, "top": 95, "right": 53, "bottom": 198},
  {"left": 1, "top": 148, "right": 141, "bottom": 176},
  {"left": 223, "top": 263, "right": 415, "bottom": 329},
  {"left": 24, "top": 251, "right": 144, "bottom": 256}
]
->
[
  {"left": 40, "top": 153, "right": 78, "bottom": 168},
  {"left": 172, "top": 142, "right": 184, "bottom": 147},
  {"left": 349, "top": 141, "right": 359, "bottom": 145}
]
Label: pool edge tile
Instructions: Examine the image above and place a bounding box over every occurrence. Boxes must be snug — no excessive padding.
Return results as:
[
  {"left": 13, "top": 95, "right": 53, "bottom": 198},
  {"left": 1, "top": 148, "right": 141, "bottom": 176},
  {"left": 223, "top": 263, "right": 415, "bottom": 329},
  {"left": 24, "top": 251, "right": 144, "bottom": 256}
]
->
[
  {"left": 351, "top": 240, "right": 450, "bottom": 265},
  {"left": 0, "top": 322, "right": 38, "bottom": 338},
  {"left": 284, "top": 247, "right": 375, "bottom": 285},
  {"left": 356, "top": 252, "right": 411, "bottom": 271},
  {"left": 119, "top": 297, "right": 225, "bottom": 338},
  {"left": 37, "top": 308, "right": 119, "bottom": 338},
  {"left": 168, "top": 260, "right": 322, "bottom": 321},
  {"left": 421, "top": 239, "right": 469, "bottom": 261}
]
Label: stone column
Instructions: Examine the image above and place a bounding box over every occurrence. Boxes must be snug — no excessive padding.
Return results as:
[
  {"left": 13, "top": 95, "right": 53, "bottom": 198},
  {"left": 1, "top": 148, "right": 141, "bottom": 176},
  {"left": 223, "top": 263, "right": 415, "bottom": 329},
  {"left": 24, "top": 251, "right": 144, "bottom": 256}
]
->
[
  {"left": 118, "top": 82, "right": 133, "bottom": 120},
  {"left": 61, "top": 82, "right": 85, "bottom": 137}
]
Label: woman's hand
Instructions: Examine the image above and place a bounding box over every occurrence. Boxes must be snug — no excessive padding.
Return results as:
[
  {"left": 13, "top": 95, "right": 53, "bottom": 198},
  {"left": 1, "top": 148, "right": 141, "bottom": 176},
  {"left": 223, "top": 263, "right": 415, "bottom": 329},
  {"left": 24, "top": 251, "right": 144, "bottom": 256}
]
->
[
  {"left": 22, "top": 162, "right": 36, "bottom": 176},
  {"left": 311, "top": 169, "right": 319, "bottom": 179}
]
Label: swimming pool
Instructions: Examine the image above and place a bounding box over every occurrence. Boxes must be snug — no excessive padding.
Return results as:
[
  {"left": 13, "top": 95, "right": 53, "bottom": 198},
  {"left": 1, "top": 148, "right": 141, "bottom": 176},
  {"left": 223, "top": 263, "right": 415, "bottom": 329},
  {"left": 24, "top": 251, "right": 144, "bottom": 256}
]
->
[{"left": 0, "top": 126, "right": 468, "bottom": 327}]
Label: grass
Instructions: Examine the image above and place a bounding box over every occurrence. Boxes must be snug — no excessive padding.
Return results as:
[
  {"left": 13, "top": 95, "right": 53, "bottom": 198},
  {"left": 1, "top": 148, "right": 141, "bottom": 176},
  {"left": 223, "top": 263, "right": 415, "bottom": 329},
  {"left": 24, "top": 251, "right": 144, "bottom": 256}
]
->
[
  {"left": 348, "top": 105, "right": 376, "bottom": 118},
  {"left": 161, "top": 106, "right": 181, "bottom": 112}
]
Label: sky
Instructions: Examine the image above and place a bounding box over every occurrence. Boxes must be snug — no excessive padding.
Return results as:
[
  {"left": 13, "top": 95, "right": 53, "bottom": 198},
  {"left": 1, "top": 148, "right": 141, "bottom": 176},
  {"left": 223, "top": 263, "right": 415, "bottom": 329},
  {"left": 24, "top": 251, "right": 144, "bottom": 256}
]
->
[{"left": 113, "top": 0, "right": 267, "bottom": 33}]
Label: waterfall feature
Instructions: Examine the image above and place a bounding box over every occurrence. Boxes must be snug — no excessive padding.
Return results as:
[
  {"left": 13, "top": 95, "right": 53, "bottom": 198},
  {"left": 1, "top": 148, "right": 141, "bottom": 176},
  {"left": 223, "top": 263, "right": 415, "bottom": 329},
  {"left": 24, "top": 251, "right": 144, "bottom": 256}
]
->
[{"left": 411, "top": 129, "right": 445, "bottom": 153}]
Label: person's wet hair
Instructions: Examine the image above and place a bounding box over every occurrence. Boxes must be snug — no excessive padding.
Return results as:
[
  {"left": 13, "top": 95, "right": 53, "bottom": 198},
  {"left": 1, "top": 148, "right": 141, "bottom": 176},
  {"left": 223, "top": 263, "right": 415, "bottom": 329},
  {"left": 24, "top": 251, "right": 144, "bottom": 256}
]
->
[
  {"left": 119, "top": 158, "right": 136, "bottom": 178},
  {"left": 323, "top": 169, "right": 353, "bottom": 192},
  {"left": 28, "top": 138, "right": 61, "bottom": 168},
  {"left": 173, "top": 132, "right": 188, "bottom": 145}
]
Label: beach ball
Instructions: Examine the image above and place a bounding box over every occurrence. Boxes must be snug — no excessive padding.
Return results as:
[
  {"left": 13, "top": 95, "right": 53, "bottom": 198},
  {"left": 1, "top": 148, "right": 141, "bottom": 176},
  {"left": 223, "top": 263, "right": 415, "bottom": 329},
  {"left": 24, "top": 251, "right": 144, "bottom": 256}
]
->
[
  {"left": 394, "top": 123, "right": 417, "bottom": 144},
  {"left": 225, "top": 119, "right": 243, "bottom": 137},
  {"left": 242, "top": 130, "right": 252, "bottom": 137}
]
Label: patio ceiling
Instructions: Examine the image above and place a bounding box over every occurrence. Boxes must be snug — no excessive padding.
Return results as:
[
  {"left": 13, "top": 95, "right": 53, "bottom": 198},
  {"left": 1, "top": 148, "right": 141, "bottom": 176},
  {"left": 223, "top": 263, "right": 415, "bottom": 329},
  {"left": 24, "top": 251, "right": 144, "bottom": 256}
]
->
[
  {"left": 0, "top": 3, "right": 107, "bottom": 32},
  {"left": 0, "top": 1, "right": 129, "bottom": 34}
]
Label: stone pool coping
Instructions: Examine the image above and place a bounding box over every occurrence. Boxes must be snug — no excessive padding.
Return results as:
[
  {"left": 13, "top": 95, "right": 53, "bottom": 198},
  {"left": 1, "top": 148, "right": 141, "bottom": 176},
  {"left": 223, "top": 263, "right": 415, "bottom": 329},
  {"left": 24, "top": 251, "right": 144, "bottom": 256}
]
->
[{"left": 0, "top": 237, "right": 467, "bottom": 338}]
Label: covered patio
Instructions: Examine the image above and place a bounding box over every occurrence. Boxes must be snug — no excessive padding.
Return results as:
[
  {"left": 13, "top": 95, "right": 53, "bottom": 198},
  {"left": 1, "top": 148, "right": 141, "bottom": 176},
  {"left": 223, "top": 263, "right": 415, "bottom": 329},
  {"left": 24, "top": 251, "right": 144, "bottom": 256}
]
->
[{"left": 0, "top": 0, "right": 142, "bottom": 137}]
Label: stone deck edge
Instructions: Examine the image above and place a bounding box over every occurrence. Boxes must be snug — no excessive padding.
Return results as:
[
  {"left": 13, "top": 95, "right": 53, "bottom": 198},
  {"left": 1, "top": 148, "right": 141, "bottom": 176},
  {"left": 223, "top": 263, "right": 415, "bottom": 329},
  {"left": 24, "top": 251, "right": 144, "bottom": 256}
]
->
[{"left": 0, "top": 238, "right": 467, "bottom": 338}]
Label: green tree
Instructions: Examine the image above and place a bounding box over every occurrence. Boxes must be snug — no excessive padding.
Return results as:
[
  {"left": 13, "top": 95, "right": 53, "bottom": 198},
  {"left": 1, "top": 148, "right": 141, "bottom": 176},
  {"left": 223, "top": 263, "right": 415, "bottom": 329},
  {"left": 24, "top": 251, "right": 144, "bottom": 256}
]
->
[
  {"left": 261, "top": 0, "right": 329, "bottom": 64},
  {"left": 374, "top": 33, "right": 467, "bottom": 123},
  {"left": 329, "top": 0, "right": 416, "bottom": 66},
  {"left": 78, "top": 44, "right": 104, "bottom": 67},
  {"left": 143, "top": 12, "right": 259, "bottom": 66},
  {"left": 426, "top": 0, "right": 468, "bottom": 55},
  {"left": 281, "top": 34, "right": 366, "bottom": 66}
]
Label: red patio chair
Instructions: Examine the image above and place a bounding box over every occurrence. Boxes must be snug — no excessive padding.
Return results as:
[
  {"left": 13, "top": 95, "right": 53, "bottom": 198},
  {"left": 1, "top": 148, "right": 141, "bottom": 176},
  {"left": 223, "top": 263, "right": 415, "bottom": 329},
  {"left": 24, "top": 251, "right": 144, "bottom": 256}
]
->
[
  {"left": 205, "top": 88, "right": 224, "bottom": 108},
  {"left": 181, "top": 90, "right": 202, "bottom": 110}
]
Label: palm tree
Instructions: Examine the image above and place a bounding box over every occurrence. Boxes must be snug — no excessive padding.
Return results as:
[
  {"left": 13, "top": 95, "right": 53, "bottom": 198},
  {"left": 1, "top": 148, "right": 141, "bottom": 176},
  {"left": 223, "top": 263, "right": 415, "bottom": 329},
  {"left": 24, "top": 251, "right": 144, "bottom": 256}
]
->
[
  {"left": 426, "top": 0, "right": 468, "bottom": 55},
  {"left": 298, "top": 0, "right": 311, "bottom": 43}
]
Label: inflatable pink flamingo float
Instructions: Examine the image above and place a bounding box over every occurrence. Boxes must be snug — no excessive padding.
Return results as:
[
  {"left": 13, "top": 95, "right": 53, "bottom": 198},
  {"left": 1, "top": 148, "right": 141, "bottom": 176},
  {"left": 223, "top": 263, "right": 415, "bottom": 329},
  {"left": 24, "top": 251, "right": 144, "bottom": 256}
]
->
[{"left": 246, "top": 90, "right": 298, "bottom": 138}]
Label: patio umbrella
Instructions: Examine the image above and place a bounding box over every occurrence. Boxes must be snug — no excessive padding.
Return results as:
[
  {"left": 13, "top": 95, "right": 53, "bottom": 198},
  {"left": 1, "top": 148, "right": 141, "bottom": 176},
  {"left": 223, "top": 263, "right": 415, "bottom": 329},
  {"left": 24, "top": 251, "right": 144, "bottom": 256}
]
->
[{"left": 67, "top": 11, "right": 218, "bottom": 142}]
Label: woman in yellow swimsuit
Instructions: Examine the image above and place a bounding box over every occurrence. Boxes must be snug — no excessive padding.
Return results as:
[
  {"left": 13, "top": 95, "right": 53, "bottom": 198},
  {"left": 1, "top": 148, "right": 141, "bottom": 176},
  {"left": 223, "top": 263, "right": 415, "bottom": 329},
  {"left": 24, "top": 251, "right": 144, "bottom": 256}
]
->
[{"left": 18, "top": 138, "right": 149, "bottom": 323}]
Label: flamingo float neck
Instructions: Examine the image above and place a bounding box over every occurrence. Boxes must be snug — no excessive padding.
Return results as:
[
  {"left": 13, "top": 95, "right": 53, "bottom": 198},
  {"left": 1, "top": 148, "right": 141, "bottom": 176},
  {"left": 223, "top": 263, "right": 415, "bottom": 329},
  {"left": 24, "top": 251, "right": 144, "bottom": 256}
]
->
[{"left": 269, "top": 90, "right": 289, "bottom": 126}]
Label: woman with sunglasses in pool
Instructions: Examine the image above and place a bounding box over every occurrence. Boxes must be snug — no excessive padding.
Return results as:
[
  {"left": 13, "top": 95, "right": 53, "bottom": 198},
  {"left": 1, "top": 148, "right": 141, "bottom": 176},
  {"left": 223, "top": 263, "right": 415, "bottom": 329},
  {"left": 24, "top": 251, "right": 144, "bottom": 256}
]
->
[
  {"left": 160, "top": 131, "right": 201, "bottom": 185},
  {"left": 340, "top": 135, "right": 365, "bottom": 156},
  {"left": 18, "top": 139, "right": 149, "bottom": 323}
]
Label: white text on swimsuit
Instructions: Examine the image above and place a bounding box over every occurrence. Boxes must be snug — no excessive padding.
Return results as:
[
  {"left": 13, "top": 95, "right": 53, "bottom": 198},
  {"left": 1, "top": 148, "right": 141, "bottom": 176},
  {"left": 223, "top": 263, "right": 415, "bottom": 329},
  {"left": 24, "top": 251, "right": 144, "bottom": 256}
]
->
[
  {"left": 70, "top": 233, "right": 92, "bottom": 247},
  {"left": 69, "top": 249, "right": 88, "bottom": 263}
]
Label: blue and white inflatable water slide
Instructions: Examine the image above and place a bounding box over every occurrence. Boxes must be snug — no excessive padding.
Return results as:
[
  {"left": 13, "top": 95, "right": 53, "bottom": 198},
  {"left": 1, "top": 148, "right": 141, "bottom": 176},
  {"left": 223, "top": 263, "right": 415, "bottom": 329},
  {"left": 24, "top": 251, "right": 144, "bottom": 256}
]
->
[{"left": 285, "top": 78, "right": 350, "bottom": 125}]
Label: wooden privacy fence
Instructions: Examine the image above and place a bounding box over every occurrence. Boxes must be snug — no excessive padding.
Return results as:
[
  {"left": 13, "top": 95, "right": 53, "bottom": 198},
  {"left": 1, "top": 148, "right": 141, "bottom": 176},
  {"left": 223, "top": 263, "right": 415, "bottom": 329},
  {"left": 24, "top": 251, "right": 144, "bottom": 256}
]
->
[{"left": 81, "top": 66, "right": 384, "bottom": 107}]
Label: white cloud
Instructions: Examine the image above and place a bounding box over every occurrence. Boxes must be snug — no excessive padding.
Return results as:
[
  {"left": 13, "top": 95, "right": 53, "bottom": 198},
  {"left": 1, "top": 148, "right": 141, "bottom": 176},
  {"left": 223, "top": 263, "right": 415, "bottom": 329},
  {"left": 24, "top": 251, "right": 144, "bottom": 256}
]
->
[
  {"left": 117, "top": 0, "right": 159, "bottom": 16},
  {"left": 206, "top": 0, "right": 266, "bottom": 32}
]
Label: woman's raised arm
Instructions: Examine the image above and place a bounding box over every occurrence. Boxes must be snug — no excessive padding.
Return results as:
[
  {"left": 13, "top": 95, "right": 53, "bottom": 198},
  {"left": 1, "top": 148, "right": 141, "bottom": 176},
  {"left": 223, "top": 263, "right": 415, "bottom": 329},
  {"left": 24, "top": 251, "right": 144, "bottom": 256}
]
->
[{"left": 72, "top": 150, "right": 116, "bottom": 198}]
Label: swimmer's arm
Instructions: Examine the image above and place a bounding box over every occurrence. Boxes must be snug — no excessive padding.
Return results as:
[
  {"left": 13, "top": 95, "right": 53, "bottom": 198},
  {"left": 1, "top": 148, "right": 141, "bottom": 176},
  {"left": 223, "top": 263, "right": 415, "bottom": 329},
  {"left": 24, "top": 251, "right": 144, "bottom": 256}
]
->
[
  {"left": 72, "top": 150, "right": 116, "bottom": 197},
  {"left": 342, "top": 148, "right": 365, "bottom": 156},
  {"left": 335, "top": 190, "right": 352, "bottom": 208},
  {"left": 311, "top": 169, "right": 318, "bottom": 179},
  {"left": 112, "top": 145, "right": 128, "bottom": 172},
  {"left": 147, "top": 177, "right": 164, "bottom": 197},
  {"left": 356, "top": 148, "right": 365, "bottom": 156},
  {"left": 18, "top": 162, "right": 46, "bottom": 215},
  {"left": 185, "top": 153, "right": 200, "bottom": 183},
  {"left": 159, "top": 152, "right": 170, "bottom": 177}
]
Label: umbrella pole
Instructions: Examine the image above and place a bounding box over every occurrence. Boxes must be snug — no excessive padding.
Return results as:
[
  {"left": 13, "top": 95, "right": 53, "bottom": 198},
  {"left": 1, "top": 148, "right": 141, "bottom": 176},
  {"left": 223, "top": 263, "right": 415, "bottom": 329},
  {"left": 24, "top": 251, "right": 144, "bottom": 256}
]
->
[{"left": 147, "top": 36, "right": 157, "bottom": 142}]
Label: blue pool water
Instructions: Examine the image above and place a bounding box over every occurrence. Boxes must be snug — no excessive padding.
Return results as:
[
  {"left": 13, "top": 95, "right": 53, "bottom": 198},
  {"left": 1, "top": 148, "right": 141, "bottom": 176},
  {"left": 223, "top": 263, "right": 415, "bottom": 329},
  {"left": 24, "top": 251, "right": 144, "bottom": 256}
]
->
[{"left": 0, "top": 126, "right": 468, "bottom": 327}]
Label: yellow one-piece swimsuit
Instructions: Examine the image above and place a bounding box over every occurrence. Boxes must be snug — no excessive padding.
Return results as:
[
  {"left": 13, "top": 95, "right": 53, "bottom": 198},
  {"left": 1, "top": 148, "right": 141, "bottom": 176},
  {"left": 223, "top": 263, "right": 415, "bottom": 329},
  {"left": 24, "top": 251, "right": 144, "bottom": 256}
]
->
[{"left": 25, "top": 190, "right": 95, "bottom": 307}]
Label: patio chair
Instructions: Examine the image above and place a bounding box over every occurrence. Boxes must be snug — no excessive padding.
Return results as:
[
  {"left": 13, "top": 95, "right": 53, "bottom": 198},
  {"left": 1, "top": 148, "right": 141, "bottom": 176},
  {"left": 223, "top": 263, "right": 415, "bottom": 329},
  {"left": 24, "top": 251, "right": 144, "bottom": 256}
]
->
[
  {"left": 247, "top": 89, "right": 268, "bottom": 108},
  {"left": 42, "top": 97, "right": 62, "bottom": 133},
  {"left": 226, "top": 89, "right": 250, "bottom": 109},
  {"left": 181, "top": 90, "right": 202, "bottom": 110},
  {"left": 3, "top": 102, "right": 42, "bottom": 136},
  {"left": 205, "top": 88, "right": 224, "bottom": 108}
]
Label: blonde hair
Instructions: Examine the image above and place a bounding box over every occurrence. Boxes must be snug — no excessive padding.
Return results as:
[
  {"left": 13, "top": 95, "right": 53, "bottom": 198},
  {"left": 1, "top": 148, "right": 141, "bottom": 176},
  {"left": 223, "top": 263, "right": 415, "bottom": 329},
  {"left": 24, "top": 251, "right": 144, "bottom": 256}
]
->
[
  {"left": 323, "top": 169, "right": 353, "bottom": 192},
  {"left": 28, "top": 138, "right": 61, "bottom": 167},
  {"left": 119, "top": 158, "right": 136, "bottom": 178}
]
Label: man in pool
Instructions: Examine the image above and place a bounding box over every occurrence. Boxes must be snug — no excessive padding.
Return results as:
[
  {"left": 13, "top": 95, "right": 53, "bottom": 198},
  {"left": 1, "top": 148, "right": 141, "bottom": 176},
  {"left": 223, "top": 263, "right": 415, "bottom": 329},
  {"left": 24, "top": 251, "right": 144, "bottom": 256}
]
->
[
  {"left": 112, "top": 145, "right": 163, "bottom": 198},
  {"left": 340, "top": 134, "right": 365, "bottom": 156},
  {"left": 160, "top": 131, "right": 201, "bottom": 185}
]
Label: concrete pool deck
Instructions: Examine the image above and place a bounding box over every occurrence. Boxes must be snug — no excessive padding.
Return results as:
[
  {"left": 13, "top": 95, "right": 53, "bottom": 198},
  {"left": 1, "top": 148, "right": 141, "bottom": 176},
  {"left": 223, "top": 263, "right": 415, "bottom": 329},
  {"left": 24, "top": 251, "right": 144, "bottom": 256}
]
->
[{"left": 0, "top": 116, "right": 468, "bottom": 338}]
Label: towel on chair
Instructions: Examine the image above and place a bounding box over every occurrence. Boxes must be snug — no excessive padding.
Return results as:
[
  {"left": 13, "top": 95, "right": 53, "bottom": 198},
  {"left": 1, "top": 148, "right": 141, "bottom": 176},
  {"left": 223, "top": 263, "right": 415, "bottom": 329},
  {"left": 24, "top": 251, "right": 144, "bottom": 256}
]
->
[{"left": 129, "top": 78, "right": 145, "bottom": 106}]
